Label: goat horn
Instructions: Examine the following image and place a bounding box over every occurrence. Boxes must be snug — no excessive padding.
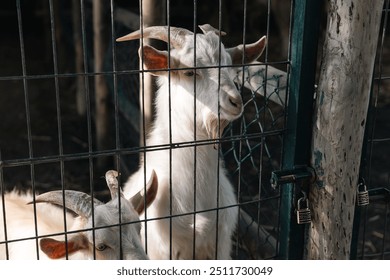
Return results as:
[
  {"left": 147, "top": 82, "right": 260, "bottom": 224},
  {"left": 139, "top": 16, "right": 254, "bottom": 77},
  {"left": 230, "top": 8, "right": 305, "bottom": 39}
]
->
[
  {"left": 198, "top": 24, "right": 226, "bottom": 36},
  {"left": 130, "top": 170, "right": 158, "bottom": 213},
  {"left": 30, "top": 190, "right": 103, "bottom": 218},
  {"left": 104, "top": 170, "right": 122, "bottom": 200},
  {"left": 116, "top": 26, "right": 192, "bottom": 49}
]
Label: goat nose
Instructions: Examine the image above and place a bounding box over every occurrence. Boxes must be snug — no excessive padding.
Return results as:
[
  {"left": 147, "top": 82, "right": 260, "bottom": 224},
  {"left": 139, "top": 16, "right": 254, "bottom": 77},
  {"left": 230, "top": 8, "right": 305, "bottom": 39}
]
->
[
  {"left": 228, "top": 96, "right": 243, "bottom": 110},
  {"left": 229, "top": 97, "right": 240, "bottom": 108}
]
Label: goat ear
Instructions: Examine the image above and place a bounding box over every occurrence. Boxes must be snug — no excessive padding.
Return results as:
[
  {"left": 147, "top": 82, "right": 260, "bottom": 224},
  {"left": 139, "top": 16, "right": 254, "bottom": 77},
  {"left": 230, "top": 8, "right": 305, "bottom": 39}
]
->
[
  {"left": 40, "top": 236, "right": 89, "bottom": 259},
  {"left": 139, "top": 45, "right": 169, "bottom": 76},
  {"left": 227, "top": 35, "right": 267, "bottom": 65},
  {"left": 130, "top": 170, "right": 158, "bottom": 215}
]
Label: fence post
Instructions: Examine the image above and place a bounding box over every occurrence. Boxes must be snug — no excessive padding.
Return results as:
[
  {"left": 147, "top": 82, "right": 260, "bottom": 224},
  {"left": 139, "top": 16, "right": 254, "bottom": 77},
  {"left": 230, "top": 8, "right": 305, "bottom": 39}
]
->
[
  {"left": 278, "top": 0, "right": 321, "bottom": 259},
  {"left": 306, "top": 0, "right": 384, "bottom": 259}
]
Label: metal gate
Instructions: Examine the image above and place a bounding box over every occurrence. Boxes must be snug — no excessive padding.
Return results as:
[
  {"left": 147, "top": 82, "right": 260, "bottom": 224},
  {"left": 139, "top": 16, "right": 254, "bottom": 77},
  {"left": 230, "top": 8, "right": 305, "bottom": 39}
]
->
[{"left": 0, "top": 0, "right": 307, "bottom": 260}]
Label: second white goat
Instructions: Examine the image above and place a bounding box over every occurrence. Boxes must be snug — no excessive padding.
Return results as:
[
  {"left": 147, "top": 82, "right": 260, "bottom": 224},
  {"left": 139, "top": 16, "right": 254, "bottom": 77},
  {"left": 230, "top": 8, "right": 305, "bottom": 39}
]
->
[
  {"left": 0, "top": 170, "right": 157, "bottom": 260},
  {"left": 117, "top": 24, "right": 266, "bottom": 259}
]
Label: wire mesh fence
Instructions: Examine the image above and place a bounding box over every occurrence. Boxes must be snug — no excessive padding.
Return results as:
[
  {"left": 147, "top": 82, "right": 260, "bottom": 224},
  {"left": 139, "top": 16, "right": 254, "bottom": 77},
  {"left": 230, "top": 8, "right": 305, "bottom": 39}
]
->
[
  {"left": 224, "top": 64, "right": 288, "bottom": 259},
  {"left": 0, "top": 0, "right": 291, "bottom": 260}
]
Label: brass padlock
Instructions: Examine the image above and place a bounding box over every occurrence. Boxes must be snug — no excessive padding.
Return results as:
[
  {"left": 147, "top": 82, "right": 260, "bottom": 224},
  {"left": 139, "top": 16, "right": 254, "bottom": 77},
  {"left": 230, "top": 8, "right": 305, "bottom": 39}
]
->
[
  {"left": 296, "top": 195, "right": 311, "bottom": 224},
  {"left": 357, "top": 182, "right": 369, "bottom": 206}
]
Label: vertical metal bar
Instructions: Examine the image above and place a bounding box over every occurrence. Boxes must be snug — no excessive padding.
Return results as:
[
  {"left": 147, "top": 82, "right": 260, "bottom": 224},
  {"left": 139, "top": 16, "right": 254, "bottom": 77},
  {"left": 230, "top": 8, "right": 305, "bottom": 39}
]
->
[
  {"left": 16, "top": 0, "right": 40, "bottom": 260},
  {"left": 192, "top": 0, "right": 198, "bottom": 260},
  {"left": 213, "top": 0, "right": 223, "bottom": 260},
  {"left": 166, "top": 0, "right": 173, "bottom": 260},
  {"left": 278, "top": 0, "right": 321, "bottom": 259},
  {"left": 235, "top": 0, "right": 247, "bottom": 259},
  {"left": 256, "top": 136, "right": 265, "bottom": 253},
  {"left": 381, "top": 202, "right": 389, "bottom": 259},
  {"left": 48, "top": 0, "right": 69, "bottom": 259},
  {"left": 138, "top": 0, "right": 148, "bottom": 255},
  {"left": 80, "top": 0, "right": 96, "bottom": 260},
  {"left": 235, "top": 1, "right": 243, "bottom": 258},
  {"left": 0, "top": 151, "right": 9, "bottom": 259},
  {"left": 110, "top": 0, "right": 124, "bottom": 260},
  {"left": 110, "top": 1, "right": 120, "bottom": 171}
]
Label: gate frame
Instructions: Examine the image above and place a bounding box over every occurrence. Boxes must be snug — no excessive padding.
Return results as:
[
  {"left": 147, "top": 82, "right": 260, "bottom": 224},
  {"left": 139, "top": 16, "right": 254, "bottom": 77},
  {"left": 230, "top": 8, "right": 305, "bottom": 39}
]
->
[{"left": 278, "top": 0, "right": 322, "bottom": 259}]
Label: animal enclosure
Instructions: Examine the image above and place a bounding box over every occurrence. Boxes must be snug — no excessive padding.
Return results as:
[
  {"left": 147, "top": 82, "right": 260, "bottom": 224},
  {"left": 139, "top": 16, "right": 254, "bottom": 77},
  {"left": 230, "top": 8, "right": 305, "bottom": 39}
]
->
[{"left": 0, "top": 0, "right": 389, "bottom": 260}]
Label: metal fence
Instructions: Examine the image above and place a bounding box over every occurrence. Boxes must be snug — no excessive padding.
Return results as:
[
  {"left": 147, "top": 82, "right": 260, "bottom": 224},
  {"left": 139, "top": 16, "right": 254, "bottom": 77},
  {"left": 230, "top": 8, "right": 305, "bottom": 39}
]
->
[
  {"left": 352, "top": 1, "right": 390, "bottom": 260},
  {"left": 2, "top": 0, "right": 387, "bottom": 261},
  {"left": 0, "top": 0, "right": 295, "bottom": 260}
]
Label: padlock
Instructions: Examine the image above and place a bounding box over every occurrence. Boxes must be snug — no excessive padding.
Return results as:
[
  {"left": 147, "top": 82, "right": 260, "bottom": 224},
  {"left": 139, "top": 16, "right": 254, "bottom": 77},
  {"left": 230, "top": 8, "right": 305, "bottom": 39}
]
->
[
  {"left": 296, "top": 196, "right": 311, "bottom": 224},
  {"left": 357, "top": 182, "right": 369, "bottom": 206}
]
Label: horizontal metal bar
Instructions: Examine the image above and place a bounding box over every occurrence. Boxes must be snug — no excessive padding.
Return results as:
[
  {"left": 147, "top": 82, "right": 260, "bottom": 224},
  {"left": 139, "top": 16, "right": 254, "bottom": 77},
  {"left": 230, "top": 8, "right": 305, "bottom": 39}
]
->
[
  {"left": 368, "top": 137, "right": 390, "bottom": 143},
  {"left": 0, "top": 193, "right": 280, "bottom": 246},
  {"left": 0, "top": 129, "right": 286, "bottom": 168},
  {"left": 373, "top": 76, "right": 390, "bottom": 80},
  {"left": 0, "top": 61, "right": 290, "bottom": 82},
  {"left": 367, "top": 187, "right": 390, "bottom": 204},
  {"left": 368, "top": 187, "right": 390, "bottom": 196},
  {"left": 271, "top": 166, "right": 316, "bottom": 188}
]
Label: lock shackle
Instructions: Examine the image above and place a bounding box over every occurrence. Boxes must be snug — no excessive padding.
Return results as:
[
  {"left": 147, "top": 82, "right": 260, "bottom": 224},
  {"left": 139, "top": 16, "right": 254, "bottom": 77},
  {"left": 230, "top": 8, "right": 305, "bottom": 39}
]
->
[
  {"left": 357, "top": 177, "right": 367, "bottom": 190},
  {"left": 297, "top": 191, "right": 309, "bottom": 209},
  {"left": 357, "top": 182, "right": 367, "bottom": 192},
  {"left": 296, "top": 190, "right": 312, "bottom": 224}
]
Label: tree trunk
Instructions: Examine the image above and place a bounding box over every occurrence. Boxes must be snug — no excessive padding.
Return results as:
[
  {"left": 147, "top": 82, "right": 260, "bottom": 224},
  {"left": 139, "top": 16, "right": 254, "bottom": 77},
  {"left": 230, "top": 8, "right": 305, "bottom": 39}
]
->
[
  {"left": 306, "top": 0, "right": 384, "bottom": 259},
  {"left": 139, "top": 0, "right": 166, "bottom": 145}
]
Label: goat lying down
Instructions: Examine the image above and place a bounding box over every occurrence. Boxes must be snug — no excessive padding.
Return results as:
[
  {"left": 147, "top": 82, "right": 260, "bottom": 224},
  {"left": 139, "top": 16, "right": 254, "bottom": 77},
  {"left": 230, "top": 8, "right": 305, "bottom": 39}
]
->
[
  {"left": 117, "top": 24, "right": 266, "bottom": 259},
  {"left": 0, "top": 170, "right": 157, "bottom": 260}
]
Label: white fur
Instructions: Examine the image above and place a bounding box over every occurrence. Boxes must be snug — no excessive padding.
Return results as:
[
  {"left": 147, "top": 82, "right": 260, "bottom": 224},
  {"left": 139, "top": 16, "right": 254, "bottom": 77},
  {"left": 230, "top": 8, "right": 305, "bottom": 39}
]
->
[
  {"left": 0, "top": 191, "right": 77, "bottom": 260},
  {"left": 123, "top": 28, "right": 258, "bottom": 259},
  {"left": 0, "top": 190, "right": 148, "bottom": 260}
]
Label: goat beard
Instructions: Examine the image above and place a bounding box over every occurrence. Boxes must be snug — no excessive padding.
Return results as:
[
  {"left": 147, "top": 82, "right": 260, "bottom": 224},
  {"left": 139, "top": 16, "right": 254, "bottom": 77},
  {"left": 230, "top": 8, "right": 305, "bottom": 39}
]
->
[{"left": 204, "top": 116, "right": 230, "bottom": 149}]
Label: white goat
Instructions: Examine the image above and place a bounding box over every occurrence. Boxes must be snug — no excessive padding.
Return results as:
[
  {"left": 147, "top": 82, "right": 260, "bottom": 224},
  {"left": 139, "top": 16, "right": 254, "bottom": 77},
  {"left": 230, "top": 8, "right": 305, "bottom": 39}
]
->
[
  {"left": 117, "top": 24, "right": 266, "bottom": 259},
  {"left": 0, "top": 170, "right": 158, "bottom": 260}
]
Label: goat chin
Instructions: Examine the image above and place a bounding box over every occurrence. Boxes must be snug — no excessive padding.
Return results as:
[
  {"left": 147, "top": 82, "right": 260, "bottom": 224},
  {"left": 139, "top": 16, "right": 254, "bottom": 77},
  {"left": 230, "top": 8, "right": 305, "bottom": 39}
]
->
[{"left": 204, "top": 114, "right": 230, "bottom": 142}]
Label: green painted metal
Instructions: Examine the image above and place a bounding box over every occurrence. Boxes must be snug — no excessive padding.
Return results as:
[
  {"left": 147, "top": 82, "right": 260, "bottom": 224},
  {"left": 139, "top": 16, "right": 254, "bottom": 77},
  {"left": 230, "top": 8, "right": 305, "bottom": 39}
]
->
[
  {"left": 271, "top": 166, "right": 315, "bottom": 189},
  {"left": 278, "top": 0, "right": 322, "bottom": 259}
]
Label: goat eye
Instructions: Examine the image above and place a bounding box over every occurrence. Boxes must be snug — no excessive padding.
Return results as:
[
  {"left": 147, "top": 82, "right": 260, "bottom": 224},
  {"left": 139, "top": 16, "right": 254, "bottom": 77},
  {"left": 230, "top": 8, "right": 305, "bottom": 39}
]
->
[
  {"left": 96, "top": 244, "right": 107, "bottom": 251},
  {"left": 184, "top": 70, "right": 195, "bottom": 77}
]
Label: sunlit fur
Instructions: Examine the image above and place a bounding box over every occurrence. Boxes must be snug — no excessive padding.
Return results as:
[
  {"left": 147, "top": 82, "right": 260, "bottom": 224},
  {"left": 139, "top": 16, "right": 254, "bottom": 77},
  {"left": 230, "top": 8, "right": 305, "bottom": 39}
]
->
[
  {"left": 0, "top": 191, "right": 148, "bottom": 260},
  {"left": 123, "top": 28, "right": 251, "bottom": 259}
]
